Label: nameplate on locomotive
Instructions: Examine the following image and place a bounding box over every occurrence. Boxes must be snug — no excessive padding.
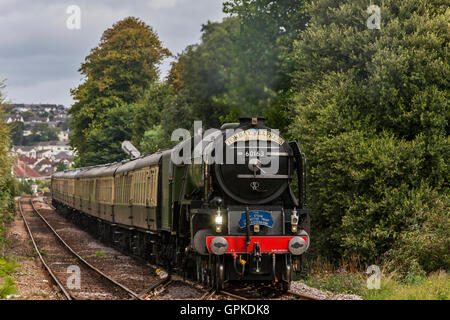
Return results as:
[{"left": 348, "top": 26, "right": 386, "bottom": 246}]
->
[
  {"left": 225, "top": 128, "right": 285, "bottom": 146},
  {"left": 238, "top": 210, "right": 274, "bottom": 228}
]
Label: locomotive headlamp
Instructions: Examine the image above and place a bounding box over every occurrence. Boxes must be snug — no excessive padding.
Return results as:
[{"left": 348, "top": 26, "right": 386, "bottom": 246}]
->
[
  {"left": 215, "top": 207, "right": 223, "bottom": 233},
  {"left": 291, "top": 208, "right": 299, "bottom": 233}
]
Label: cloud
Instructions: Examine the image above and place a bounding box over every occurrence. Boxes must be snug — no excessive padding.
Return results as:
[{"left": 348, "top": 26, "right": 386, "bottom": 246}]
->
[
  {"left": 0, "top": 0, "right": 226, "bottom": 107},
  {"left": 149, "top": 0, "right": 184, "bottom": 9}
]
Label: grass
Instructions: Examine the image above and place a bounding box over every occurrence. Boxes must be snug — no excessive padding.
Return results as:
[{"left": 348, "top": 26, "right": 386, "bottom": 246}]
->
[
  {"left": 364, "top": 271, "right": 449, "bottom": 300},
  {"left": 0, "top": 257, "right": 20, "bottom": 299},
  {"left": 95, "top": 250, "right": 105, "bottom": 258},
  {"left": 297, "top": 256, "right": 449, "bottom": 300}
]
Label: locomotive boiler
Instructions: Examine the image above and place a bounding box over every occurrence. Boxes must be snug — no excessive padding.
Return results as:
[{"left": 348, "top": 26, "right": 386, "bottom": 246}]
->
[{"left": 51, "top": 116, "right": 310, "bottom": 291}]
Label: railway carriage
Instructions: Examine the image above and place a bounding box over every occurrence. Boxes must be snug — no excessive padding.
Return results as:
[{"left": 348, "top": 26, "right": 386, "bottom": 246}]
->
[{"left": 52, "top": 117, "right": 310, "bottom": 290}]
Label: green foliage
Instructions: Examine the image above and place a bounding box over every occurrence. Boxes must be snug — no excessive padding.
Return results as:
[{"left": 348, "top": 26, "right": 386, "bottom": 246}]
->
[
  {"left": 69, "top": 17, "right": 170, "bottom": 166},
  {"left": 9, "top": 121, "right": 60, "bottom": 146},
  {"left": 8, "top": 121, "right": 24, "bottom": 145},
  {"left": 95, "top": 251, "right": 105, "bottom": 258},
  {"left": 77, "top": 105, "right": 134, "bottom": 166},
  {"left": 20, "top": 111, "right": 35, "bottom": 121},
  {"left": 0, "top": 82, "right": 15, "bottom": 225},
  {"left": 139, "top": 125, "right": 173, "bottom": 154},
  {"left": 288, "top": 0, "right": 449, "bottom": 274},
  {"left": 29, "top": 123, "right": 59, "bottom": 143},
  {"left": 363, "top": 271, "right": 449, "bottom": 300},
  {"left": 0, "top": 258, "right": 20, "bottom": 299},
  {"left": 0, "top": 276, "right": 16, "bottom": 299},
  {"left": 9, "top": 122, "right": 61, "bottom": 146},
  {"left": 131, "top": 82, "right": 173, "bottom": 149},
  {"left": 222, "top": 0, "right": 309, "bottom": 127},
  {"left": 166, "top": 18, "right": 238, "bottom": 130},
  {"left": 34, "top": 179, "right": 50, "bottom": 193},
  {"left": 17, "top": 179, "right": 33, "bottom": 196},
  {"left": 56, "top": 161, "right": 68, "bottom": 172},
  {"left": 387, "top": 194, "right": 449, "bottom": 276},
  {"left": 302, "top": 268, "right": 449, "bottom": 300},
  {"left": 165, "top": 0, "right": 310, "bottom": 134}
]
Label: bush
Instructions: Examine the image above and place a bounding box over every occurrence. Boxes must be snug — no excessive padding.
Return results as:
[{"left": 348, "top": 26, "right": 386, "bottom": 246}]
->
[
  {"left": 0, "top": 91, "right": 15, "bottom": 226},
  {"left": 17, "top": 179, "right": 33, "bottom": 196},
  {"left": 0, "top": 258, "right": 19, "bottom": 299},
  {"left": 288, "top": 0, "right": 449, "bottom": 277},
  {"left": 387, "top": 193, "right": 449, "bottom": 277}
]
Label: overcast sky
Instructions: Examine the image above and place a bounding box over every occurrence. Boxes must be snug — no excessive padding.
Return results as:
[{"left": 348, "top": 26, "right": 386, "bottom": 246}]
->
[{"left": 0, "top": 0, "right": 226, "bottom": 107}]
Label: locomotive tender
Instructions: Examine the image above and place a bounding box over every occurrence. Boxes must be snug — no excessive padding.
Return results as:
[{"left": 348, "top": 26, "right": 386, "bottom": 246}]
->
[{"left": 51, "top": 117, "right": 310, "bottom": 290}]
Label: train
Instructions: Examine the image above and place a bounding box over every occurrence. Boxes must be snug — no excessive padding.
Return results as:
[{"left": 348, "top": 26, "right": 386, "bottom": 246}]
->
[{"left": 51, "top": 116, "right": 310, "bottom": 290}]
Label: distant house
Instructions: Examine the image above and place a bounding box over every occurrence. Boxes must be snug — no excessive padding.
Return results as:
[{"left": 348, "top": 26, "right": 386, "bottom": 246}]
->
[
  {"left": 19, "top": 155, "right": 37, "bottom": 166},
  {"left": 26, "top": 117, "right": 49, "bottom": 124},
  {"left": 13, "top": 159, "right": 43, "bottom": 179},
  {"left": 57, "top": 130, "right": 69, "bottom": 142},
  {"left": 54, "top": 151, "right": 74, "bottom": 168},
  {"left": 5, "top": 115, "right": 24, "bottom": 123},
  {"left": 36, "top": 149, "right": 53, "bottom": 160},
  {"left": 33, "top": 141, "right": 73, "bottom": 161},
  {"left": 33, "top": 158, "right": 57, "bottom": 175},
  {"left": 36, "top": 140, "right": 70, "bottom": 152},
  {"left": 12, "top": 146, "right": 37, "bottom": 158}
]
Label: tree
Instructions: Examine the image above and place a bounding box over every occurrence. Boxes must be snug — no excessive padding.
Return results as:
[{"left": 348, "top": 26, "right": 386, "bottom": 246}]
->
[
  {"left": 131, "top": 82, "right": 173, "bottom": 149},
  {"left": 0, "top": 81, "right": 15, "bottom": 222},
  {"left": 8, "top": 121, "right": 24, "bottom": 145},
  {"left": 56, "top": 161, "right": 68, "bottom": 172},
  {"left": 20, "top": 111, "right": 35, "bottom": 121},
  {"left": 77, "top": 105, "right": 134, "bottom": 166},
  {"left": 221, "top": 0, "right": 309, "bottom": 129},
  {"left": 17, "top": 179, "right": 33, "bottom": 196},
  {"left": 69, "top": 17, "right": 171, "bottom": 166},
  {"left": 288, "top": 0, "right": 449, "bottom": 270},
  {"left": 166, "top": 18, "right": 239, "bottom": 131},
  {"left": 29, "top": 123, "right": 59, "bottom": 143}
]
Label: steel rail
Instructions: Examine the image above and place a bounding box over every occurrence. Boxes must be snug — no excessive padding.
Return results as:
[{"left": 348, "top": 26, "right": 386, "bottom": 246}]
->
[
  {"left": 29, "top": 198, "right": 143, "bottom": 300},
  {"left": 200, "top": 288, "right": 216, "bottom": 300},
  {"left": 219, "top": 290, "right": 249, "bottom": 300},
  {"left": 131, "top": 276, "right": 171, "bottom": 300},
  {"left": 18, "top": 198, "right": 73, "bottom": 300}
]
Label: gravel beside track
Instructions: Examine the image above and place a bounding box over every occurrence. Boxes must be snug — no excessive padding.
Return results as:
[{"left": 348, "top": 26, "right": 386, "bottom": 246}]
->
[{"left": 19, "top": 198, "right": 154, "bottom": 299}]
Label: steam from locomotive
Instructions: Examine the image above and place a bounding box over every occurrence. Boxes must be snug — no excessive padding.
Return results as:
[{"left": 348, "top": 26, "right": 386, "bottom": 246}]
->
[{"left": 51, "top": 116, "right": 310, "bottom": 290}]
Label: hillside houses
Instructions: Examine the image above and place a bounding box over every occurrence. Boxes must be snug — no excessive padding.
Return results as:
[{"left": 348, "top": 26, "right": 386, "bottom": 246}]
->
[
  {"left": 5, "top": 115, "right": 24, "bottom": 123},
  {"left": 13, "top": 159, "right": 43, "bottom": 179},
  {"left": 4, "top": 103, "right": 70, "bottom": 129},
  {"left": 11, "top": 141, "right": 75, "bottom": 177},
  {"left": 5, "top": 103, "right": 75, "bottom": 178}
]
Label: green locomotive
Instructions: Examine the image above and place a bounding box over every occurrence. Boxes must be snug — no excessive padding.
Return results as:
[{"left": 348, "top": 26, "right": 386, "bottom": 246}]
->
[{"left": 52, "top": 116, "right": 310, "bottom": 290}]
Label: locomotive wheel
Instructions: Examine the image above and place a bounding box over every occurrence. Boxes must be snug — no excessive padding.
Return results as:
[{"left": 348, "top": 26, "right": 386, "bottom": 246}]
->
[
  {"left": 196, "top": 256, "right": 202, "bottom": 282},
  {"left": 282, "top": 255, "right": 292, "bottom": 291},
  {"left": 216, "top": 259, "right": 224, "bottom": 291}
]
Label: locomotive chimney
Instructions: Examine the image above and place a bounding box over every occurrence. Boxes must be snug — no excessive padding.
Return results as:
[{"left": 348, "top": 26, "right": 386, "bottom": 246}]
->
[{"left": 239, "top": 116, "right": 265, "bottom": 127}]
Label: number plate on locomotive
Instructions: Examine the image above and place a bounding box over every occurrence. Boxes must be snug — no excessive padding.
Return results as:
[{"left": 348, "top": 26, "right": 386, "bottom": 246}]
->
[{"left": 238, "top": 210, "right": 274, "bottom": 228}]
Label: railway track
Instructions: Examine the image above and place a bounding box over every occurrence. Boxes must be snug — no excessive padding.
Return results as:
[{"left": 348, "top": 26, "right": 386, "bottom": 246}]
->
[
  {"left": 18, "top": 197, "right": 142, "bottom": 300},
  {"left": 218, "top": 289, "right": 320, "bottom": 300},
  {"left": 138, "top": 275, "right": 215, "bottom": 300},
  {"left": 28, "top": 197, "right": 322, "bottom": 301},
  {"left": 215, "top": 282, "right": 321, "bottom": 300}
]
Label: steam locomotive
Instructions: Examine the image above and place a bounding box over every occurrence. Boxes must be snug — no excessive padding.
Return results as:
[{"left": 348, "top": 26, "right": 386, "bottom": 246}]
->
[{"left": 51, "top": 116, "right": 310, "bottom": 290}]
